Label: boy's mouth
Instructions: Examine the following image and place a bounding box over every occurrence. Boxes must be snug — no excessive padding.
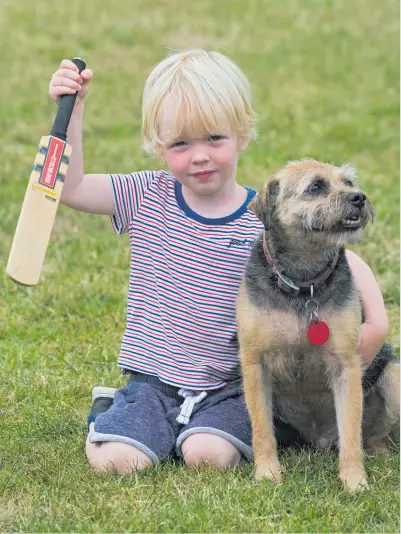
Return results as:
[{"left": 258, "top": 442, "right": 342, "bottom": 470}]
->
[{"left": 193, "top": 170, "right": 216, "bottom": 180}]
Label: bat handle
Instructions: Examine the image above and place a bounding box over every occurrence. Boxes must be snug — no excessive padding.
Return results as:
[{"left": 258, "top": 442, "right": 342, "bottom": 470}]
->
[{"left": 49, "top": 57, "right": 86, "bottom": 141}]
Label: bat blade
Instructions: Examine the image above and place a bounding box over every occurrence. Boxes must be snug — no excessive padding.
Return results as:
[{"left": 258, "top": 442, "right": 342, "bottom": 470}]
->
[
  {"left": 6, "top": 56, "right": 85, "bottom": 286},
  {"left": 6, "top": 135, "right": 71, "bottom": 286}
]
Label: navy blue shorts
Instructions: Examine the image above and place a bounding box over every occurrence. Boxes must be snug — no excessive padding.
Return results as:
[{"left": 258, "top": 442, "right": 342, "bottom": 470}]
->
[{"left": 88, "top": 372, "right": 253, "bottom": 463}]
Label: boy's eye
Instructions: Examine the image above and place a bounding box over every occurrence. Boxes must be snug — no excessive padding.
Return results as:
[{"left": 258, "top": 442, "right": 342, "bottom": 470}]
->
[
  {"left": 171, "top": 140, "right": 187, "bottom": 148},
  {"left": 209, "top": 135, "right": 223, "bottom": 142}
]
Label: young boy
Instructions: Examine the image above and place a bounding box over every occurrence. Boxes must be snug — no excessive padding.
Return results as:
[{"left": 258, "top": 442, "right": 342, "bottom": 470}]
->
[{"left": 49, "top": 49, "right": 389, "bottom": 475}]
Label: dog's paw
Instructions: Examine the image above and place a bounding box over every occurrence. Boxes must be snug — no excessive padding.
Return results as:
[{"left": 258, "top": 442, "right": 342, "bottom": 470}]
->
[
  {"left": 340, "top": 469, "right": 368, "bottom": 492},
  {"left": 255, "top": 460, "right": 282, "bottom": 484},
  {"left": 365, "top": 439, "right": 391, "bottom": 457}
]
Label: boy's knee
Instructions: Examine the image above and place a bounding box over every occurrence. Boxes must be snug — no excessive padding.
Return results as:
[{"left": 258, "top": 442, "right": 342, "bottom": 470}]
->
[
  {"left": 86, "top": 440, "right": 152, "bottom": 475},
  {"left": 182, "top": 433, "right": 241, "bottom": 468}
]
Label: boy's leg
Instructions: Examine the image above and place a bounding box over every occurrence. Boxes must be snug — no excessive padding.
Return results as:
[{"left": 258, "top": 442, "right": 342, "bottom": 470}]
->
[
  {"left": 86, "top": 429, "right": 152, "bottom": 474},
  {"left": 181, "top": 433, "right": 242, "bottom": 468},
  {"left": 87, "top": 394, "right": 153, "bottom": 474},
  {"left": 176, "top": 382, "right": 253, "bottom": 468},
  {"left": 86, "top": 380, "right": 180, "bottom": 474}
]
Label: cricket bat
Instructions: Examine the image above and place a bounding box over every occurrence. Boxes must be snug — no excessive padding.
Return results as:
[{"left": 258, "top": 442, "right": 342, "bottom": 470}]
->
[{"left": 6, "top": 57, "right": 86, "bottom": 286}]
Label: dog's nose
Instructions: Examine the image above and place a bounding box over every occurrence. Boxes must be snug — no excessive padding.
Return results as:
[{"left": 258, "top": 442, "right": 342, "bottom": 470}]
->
[{"left": 346, "top": 192, "right": 366, "bottom": 208}]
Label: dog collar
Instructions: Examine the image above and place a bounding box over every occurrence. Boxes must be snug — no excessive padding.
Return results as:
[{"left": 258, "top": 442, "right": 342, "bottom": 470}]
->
[{"left": 262, "top": 231, "right": 339, "bottom": 297}]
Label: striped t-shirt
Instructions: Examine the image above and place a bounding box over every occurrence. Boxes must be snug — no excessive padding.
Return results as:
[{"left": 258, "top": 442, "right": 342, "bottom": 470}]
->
[{"left": 110, "top": 170, "right": 264, "bottom": 390}]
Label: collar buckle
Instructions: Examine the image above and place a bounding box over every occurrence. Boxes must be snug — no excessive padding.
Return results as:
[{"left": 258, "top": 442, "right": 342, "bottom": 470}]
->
[{"left": 276, "top": 270, "right": 301, "bottom": 297}]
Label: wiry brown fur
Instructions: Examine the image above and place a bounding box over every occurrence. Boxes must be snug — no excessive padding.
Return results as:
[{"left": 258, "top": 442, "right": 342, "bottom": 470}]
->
[{"left": 238, "top": 159, "right": 399, "bottom": 492}]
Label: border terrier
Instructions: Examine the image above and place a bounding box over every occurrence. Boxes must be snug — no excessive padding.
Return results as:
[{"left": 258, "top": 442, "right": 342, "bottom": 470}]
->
[{"left": 237, "top": 159, "right": 400, "bottom": 492}]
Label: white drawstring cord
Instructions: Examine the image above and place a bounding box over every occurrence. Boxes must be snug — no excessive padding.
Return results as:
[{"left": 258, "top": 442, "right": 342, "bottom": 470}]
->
[{"left": 176, "top": 389, "right": 208, "bottom": 425}]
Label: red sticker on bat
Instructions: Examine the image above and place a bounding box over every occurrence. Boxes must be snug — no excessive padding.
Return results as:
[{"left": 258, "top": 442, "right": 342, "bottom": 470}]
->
[
  {"left": 39, "top": 137, "right": 65, "bottom": 189},
  {"left": 307, "top": 320, "right": 330, "bottom": 345}
]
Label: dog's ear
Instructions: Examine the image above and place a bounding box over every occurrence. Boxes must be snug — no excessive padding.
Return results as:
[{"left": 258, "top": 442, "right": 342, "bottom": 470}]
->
[{"left": 248, "top": 180, "right": 280, "bottom": 228}]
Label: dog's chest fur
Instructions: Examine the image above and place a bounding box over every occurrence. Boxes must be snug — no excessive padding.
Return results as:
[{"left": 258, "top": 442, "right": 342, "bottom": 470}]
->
[
  {"left": 259, "top": 313, "right": 346, "bottom": 446},
  {"left": 259, "top": 310, "right": 343, "bottom": 386},
  {"left": 264, "top": 330, "right": 340, "bottom": 444}
]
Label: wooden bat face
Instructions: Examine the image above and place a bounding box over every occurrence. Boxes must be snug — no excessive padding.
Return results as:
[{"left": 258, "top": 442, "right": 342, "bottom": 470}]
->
[{"left": 6, "top": 136, "right": 71, "bottom": 286}]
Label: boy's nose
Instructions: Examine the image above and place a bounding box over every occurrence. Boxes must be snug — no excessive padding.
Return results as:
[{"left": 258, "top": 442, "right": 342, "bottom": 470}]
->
[{"left": 191, "top": 150, "right": 210, "bottom": 164}]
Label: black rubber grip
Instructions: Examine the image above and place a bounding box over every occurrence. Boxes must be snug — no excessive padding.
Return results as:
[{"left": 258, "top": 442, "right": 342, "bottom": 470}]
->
[{"left": 49, "top": 57, "right": 86, "bottom": 141}]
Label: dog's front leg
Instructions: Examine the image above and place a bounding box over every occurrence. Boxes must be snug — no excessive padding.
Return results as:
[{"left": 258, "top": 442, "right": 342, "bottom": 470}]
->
[
  {"left": 242, "top": 356, "right": 281, "bottom": 483},
  {"left": 332, "top": 359, "right": 367, "bottom": 492}
]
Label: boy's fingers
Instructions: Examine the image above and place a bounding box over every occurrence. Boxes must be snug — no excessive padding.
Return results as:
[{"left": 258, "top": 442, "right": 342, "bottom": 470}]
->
[
  {"left": 59, "top": 58, "right": 79, "bottom": 71},
  {"left": 81, "top": 68, "right": 93, "bottom": 81},
  {"left": 52, "top": 76, "right": 82, "bottom": 91},
  {"left": 50, "top": 60, "right": 91, "bottom": 103},
  {"left": 56, "top": 68, "right": 83, "bottom": 83}
]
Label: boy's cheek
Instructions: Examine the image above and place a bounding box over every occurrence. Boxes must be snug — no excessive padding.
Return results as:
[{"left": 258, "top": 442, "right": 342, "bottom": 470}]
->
[
  {"left": 164, "top": 153, "right": 187, "bottom": 174},
  {"left": 216, "top": 148, "right": 239, "bottom": 167}
]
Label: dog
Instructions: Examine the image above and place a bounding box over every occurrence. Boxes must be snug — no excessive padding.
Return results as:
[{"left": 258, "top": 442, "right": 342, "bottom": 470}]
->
[{"left": 237, "top": 159, "right": 400, "bottom": 492}]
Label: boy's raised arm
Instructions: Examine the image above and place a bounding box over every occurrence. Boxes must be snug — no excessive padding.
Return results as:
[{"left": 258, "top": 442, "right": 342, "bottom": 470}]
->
[{"left": 49, "top": 59, "right": 115, "bottom": 215}]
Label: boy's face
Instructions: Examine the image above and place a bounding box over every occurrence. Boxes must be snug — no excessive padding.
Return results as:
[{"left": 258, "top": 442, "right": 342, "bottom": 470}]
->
[{"left": 159, "top": 115, "right": 247, "bottom": 196}]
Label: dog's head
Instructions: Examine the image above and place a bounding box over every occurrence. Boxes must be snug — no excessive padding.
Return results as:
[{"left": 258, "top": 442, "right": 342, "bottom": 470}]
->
[{"left": 249, "top": 159, "right": 374, "bottom": 247}]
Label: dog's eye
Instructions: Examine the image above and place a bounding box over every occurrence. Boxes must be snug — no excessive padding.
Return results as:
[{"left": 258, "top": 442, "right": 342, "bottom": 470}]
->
[
  {"left": 307, "top": 179, "right": 327, "bottom": 194},
  {"left": 343, "top": 179, "right": 354, "bottom": 187},
  {"left": 308, "top": 183, "right": 321, "bottom": 192}
]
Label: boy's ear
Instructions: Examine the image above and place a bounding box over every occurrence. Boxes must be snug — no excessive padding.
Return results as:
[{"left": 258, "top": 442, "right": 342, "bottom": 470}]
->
[
  {"left": 238, "top": 137, "right": 250, "bottom": 152},
  {"left": 248, "top": 180, "right": 280, "bottom": 229}
]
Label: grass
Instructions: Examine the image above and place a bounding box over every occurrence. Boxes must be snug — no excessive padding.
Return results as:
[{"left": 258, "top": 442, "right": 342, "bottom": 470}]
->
[{"left": 0, "top": 0, "right": 399, "bottom": 532}]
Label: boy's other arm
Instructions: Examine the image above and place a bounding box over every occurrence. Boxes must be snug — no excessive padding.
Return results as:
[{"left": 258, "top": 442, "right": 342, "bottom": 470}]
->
[
  {"left": 345, "top": 249, "right": 389, "bottom": 369},
  {"left": 60, "top": 103, "right": 115, "bottom": 215}
]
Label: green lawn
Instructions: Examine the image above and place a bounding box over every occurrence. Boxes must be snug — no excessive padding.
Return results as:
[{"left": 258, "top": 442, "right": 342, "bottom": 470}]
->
[{"left": 0, "top": 0, "right": 399, "bottom": 532}]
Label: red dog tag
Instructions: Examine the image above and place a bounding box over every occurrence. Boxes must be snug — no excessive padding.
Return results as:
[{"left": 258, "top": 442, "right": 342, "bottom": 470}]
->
[{"left": 307, "top": 320, "right": 330, "bottom": 345}]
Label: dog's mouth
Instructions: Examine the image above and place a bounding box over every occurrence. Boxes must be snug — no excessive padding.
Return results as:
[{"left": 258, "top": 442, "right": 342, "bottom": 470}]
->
[
  {"left": 340, "top": 215, "right": 362, "bottom": 229},
  {"left": 311, "top": 213, "right": 366, "bottom": 233},
  {"left": 298, "top": 196, "right": 374, "bottom": 237},
  {"left": 312, "top": 219, "right": 362, "bottom": 232}
]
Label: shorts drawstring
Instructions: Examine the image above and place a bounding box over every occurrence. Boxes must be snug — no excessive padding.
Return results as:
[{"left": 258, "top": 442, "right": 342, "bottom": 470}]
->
[{"left": 176, "top": 389, "right": 208, "bottom": 425}]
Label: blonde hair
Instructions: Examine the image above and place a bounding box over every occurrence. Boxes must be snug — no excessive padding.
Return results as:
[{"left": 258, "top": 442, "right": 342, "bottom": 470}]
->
[{"left": 142, "top": 49, "right": 257, "bottom": 156}]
